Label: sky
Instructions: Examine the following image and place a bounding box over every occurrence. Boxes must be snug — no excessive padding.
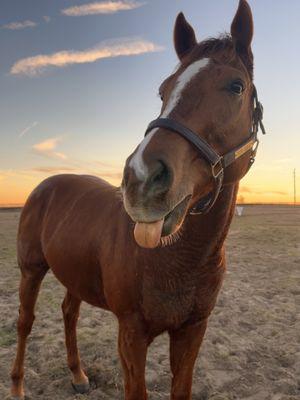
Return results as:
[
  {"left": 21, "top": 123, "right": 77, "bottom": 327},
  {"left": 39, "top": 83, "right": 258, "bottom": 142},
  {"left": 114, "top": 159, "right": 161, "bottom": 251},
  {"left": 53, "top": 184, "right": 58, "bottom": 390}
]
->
[{"left": 0, "top": 0, "right": 299, "bottom": 206}]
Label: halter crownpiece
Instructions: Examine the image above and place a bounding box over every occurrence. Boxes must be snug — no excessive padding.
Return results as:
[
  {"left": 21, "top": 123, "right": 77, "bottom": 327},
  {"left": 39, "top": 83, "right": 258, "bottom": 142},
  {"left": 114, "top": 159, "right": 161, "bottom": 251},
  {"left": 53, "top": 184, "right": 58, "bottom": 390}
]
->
[{"left": 145, "top": 85, "right": 266, "bottom": 215}]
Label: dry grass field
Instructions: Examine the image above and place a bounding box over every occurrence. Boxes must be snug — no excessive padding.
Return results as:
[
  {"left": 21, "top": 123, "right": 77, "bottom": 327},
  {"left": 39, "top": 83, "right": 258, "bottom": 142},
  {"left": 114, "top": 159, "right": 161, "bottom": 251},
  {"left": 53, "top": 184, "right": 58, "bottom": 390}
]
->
[{"left": 0, "top": 206, "right": 299, "bottom": 399}]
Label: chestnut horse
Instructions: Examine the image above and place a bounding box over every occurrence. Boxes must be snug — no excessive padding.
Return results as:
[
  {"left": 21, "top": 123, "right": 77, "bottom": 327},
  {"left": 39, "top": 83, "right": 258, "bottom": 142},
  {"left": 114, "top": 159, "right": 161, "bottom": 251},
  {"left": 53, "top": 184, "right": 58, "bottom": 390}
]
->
[{"left": 11, "top": 1, "right": 265, "bottom": 399}]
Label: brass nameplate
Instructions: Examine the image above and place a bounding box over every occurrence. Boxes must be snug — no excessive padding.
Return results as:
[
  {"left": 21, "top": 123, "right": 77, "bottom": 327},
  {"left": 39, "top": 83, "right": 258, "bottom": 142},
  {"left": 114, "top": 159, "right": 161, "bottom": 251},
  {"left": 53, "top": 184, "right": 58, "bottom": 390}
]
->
[{"left": 235, "top": 140, "right": 255, "bottom": 159}]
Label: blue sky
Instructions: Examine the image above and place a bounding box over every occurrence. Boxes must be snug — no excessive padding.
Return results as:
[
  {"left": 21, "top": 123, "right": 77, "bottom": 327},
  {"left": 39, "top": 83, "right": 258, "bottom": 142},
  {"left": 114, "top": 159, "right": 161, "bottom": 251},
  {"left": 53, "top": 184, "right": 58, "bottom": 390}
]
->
[{"left": 0, "top": 0, "right": 299, "bottom": 205}]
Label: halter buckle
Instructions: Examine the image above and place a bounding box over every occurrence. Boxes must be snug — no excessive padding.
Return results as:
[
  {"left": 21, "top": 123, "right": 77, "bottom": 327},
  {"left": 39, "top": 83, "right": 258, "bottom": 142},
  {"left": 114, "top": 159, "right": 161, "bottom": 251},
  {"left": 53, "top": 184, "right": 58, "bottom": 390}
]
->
[
  {"left": 211, "top": 158, "right": 224, "bottom": 179},
  {"left": 250, "top": 139, "right": 259, "bottom": 162},
  {"left": 252, "top": 139, "right": 259, "bottom": 154}
]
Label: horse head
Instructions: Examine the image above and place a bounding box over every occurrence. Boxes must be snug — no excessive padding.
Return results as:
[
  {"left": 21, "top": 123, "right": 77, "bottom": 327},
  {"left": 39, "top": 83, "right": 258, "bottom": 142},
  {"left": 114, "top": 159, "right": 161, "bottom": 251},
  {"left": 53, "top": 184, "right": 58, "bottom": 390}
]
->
[{"left": 122, "top": 0, "right": 262, "bottom": 248}]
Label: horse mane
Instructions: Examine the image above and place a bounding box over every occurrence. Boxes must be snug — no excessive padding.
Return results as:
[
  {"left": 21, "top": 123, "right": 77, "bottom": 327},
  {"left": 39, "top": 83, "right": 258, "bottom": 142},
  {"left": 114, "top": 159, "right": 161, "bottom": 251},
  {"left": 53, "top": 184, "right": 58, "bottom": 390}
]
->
[{"left": 187, "top": 34, "right": 254, "bottom": 79}]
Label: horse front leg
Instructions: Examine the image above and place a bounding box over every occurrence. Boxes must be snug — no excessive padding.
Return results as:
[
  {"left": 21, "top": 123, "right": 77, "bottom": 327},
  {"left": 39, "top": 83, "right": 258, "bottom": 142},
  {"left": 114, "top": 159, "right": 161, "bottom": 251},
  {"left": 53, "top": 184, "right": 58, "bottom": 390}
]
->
[
  {"left": 169, "top": 319, "right": 208, "bottom": 400},
  {"left": 118, "top": 314, "right": 149, "bottom": 400}
]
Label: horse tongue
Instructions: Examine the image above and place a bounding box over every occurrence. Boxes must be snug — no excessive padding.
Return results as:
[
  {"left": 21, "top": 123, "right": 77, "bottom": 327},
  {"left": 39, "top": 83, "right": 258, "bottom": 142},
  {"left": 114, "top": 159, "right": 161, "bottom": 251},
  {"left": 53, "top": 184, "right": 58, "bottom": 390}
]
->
[{"left": 134, "top": 219, "right": 164, "bottom": 249}]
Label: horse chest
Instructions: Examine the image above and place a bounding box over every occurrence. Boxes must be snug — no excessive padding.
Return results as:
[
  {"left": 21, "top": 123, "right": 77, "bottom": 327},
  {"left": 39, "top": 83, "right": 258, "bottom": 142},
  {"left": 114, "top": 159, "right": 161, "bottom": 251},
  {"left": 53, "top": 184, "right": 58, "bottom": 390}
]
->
[
  {"left": 140, "top": 255, "right": 225, "bottom": 332},
  {"left": 141, "top": 267, "right": 202, "bottom": 330}
]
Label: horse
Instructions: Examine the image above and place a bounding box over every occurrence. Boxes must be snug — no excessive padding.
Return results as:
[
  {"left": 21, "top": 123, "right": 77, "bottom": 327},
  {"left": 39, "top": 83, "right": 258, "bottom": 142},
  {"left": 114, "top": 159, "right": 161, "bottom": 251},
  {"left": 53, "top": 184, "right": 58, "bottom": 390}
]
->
[{"left": 11, "top": 1, "right": 265, "bottom": 399}]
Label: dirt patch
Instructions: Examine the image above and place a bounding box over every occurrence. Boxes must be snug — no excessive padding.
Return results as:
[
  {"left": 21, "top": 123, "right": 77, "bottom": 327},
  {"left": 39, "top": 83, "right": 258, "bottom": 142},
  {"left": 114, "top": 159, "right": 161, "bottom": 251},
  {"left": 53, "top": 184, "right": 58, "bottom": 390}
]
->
[{"left": 0, "top": 206, "right": 299, "bottom": 399}]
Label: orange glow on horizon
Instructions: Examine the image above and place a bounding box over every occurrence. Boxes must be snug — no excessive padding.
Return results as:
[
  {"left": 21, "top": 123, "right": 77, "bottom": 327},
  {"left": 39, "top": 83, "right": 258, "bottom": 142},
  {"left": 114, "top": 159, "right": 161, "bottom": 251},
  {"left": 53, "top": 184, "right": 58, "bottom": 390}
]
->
[
  {"left": 0, "top": 169, "right": 298, "bottom": 207},
  {"left": 0, "top": 171, "right": 121, "bottom": 206}
]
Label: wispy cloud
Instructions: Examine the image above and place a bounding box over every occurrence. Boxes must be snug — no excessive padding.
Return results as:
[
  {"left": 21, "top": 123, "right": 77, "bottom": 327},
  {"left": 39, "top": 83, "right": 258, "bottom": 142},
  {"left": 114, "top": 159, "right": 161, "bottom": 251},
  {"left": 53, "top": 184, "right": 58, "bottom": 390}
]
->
[
  {"left": 239, "top": 186, "right": 287, "bottom": 196},
  {"left": 61, "top": 1, "right": 145, "bottom": 16},
  {"left": 2, "top": 20, "right": 37, "bottom": 31},
  {"left": 31, "top": 166, "right": 122, "bottom": 181},
  {"left": 275, "top": 158, "right": 293, "bottom": 164},
  {"left": 32, "top": 137, "right": 67, "bottom": 160},
  {"left": 32, "top": 166, "right": 75, "bottom": 173},
  {"left": 10, "top": 38, "right": 163, "bottom": 76},
  {"left": 43, "top": 16, "right": 51, "bottom": 23},
  {"left": 0, "top": 169, "right": 34, "bottom": 181},
  {"left": 19, "top": 121, "right": 38, "bottom": 138}
]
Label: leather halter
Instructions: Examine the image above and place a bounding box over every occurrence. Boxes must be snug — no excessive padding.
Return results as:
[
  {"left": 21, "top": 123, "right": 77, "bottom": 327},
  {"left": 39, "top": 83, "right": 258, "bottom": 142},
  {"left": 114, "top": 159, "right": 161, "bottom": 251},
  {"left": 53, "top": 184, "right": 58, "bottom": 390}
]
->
[{"left": 145, "top": 86, "right": 265, "bottom": 215}]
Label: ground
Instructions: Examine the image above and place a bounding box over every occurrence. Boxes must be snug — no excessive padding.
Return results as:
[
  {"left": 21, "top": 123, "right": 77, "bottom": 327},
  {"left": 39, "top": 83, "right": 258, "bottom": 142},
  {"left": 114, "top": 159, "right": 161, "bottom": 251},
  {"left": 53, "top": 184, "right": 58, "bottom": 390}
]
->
[{"left": 0, "top": 205, "right": 299, "bottom": 400}]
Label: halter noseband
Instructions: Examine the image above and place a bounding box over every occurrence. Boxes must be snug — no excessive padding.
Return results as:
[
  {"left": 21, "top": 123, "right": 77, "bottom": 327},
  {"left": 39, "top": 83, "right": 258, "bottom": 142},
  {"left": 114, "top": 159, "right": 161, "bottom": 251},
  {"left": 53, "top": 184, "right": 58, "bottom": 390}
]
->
[{"left": 144, "top": 85, "right": 265, "bottom": 215}]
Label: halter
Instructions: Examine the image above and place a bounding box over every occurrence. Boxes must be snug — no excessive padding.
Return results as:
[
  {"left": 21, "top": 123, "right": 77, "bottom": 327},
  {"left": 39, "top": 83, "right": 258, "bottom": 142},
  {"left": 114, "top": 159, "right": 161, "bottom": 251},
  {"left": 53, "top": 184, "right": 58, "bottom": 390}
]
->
[{"left": 145, "top": 86, "right": 265, "bottom": 215}]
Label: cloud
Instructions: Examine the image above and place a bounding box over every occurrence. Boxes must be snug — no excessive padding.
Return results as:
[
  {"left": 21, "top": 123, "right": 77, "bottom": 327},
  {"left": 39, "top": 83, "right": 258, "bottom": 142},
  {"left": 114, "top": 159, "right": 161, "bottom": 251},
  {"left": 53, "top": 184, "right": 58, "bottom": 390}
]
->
[
  {"left": 2, "top": 20, "right": 37, "bottom": 30},
  {"left": 92, "top": 160, "right": 123, "bottom": 169},
  {"left": 32, "top": 166, "right": 75, "bottom": 173},
  {"left": 53, "top": 152, "right": 68, "bottom": 160},
  {"left": 33, "top": 137, "right": 60, "bottom": 152},
  {"left": 32, "top": 137, "right": 67, "bottom": 160},
  {"left": 0, "top": 169, "right": 34, "bottom": 181},
  {"left": 19, "top": 121, "right": 38, "bottom": 138},
  {"left": 276, "top": 158, "right": 293, "bottom": 164},
  {"left": 43, "top": 16, "right": 51, "bottom": 23},
  {"left": 239, "top": 186, "right": 254, "bottom": 194},
  {"left": 10, "top": 38, "right": 163, "bottom": 76},
  {"left": 239, "top": 186, "right": 287, "bottom": 196},
  {"left": 31, "top": 166, "right": 122, "bottom": 181},
  {"left": 61, "top": 1, "right": 145, "bottom": 16},
  {"left": 98, "top": 171, "right": 123, "bottom": 180}
]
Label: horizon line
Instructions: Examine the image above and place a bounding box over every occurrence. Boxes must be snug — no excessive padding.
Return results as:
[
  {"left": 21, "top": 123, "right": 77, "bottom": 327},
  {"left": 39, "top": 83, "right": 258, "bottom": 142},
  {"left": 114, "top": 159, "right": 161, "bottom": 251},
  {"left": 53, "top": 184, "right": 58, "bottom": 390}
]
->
[{"left": 1, "top": 202, "right": 300, "bottom": 209}]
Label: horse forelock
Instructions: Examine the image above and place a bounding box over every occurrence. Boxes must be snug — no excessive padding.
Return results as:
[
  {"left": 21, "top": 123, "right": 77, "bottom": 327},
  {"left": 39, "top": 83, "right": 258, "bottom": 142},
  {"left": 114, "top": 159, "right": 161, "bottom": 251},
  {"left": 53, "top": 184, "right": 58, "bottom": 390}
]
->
[{"left": 186, "top": 34, "right": 254, "bottom": 80}]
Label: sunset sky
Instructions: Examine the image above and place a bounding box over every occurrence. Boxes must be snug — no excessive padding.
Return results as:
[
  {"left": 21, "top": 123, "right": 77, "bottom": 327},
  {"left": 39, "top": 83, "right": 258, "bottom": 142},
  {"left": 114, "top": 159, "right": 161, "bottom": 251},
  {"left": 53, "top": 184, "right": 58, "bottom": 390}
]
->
[{"left": 0, "top": 0, "right": 299, "bottom": 206}]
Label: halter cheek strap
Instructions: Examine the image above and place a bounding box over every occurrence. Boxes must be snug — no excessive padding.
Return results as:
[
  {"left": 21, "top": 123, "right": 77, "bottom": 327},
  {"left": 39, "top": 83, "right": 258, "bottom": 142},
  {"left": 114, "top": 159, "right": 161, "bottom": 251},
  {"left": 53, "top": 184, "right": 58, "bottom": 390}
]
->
[{"left": 144, "top": 85, "right": 265, "bottom": 215}]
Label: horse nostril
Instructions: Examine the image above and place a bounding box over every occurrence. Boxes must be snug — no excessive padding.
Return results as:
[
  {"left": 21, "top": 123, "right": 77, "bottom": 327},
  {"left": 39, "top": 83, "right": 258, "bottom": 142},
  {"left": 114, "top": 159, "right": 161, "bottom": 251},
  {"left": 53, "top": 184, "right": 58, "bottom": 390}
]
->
[{"left": 148, "top": 160, "right": 172, "bottom": 193}]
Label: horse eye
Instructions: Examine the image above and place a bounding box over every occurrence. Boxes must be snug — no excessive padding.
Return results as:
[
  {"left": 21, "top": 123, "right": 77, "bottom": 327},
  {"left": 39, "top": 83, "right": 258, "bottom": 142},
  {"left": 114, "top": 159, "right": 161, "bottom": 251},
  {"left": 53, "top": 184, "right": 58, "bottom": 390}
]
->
[
  {"left": 230, "top": 80, "right": 245, "bottom": 95},
  {"left": 159, "top": 93, "right": 164, "bottom": 101}
]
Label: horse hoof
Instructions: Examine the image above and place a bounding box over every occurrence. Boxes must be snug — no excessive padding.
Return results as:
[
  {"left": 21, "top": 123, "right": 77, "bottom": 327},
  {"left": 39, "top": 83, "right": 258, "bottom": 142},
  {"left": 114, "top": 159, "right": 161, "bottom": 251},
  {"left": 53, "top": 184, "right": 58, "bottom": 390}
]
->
[{"left": 72, "top": 381, "right": 90, "bottom": 394}]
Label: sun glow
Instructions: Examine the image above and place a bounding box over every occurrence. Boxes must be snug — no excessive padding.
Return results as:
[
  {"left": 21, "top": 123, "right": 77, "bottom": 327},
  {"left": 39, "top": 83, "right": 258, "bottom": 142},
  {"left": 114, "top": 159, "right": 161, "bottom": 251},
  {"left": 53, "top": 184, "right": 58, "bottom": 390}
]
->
[{"left": 0, "top": 166, "right": 298, "bottom": 207}]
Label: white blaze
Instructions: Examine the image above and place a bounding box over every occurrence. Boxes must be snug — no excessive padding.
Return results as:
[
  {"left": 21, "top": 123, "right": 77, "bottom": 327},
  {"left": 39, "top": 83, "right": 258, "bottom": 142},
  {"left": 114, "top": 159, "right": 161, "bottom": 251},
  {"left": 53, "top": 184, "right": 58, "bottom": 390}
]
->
[
  {"left": 161, "top": 58, "right": 210, "bottom": 118},
  {"left": 129, "top": 128, "right": 158, "bottom": 181},
  {"left": 129, "top": 58, "right": 210, "bottom": 180}
]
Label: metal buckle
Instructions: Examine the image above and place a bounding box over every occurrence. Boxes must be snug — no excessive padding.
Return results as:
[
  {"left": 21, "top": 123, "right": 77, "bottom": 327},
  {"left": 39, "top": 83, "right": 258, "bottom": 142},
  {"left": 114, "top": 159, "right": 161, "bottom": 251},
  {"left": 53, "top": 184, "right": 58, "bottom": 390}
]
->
[
  {"left": 252, "top": 139, "right": 259, "bottom": 155},
  {"left": 211, "top": 158, "right": 223, "bottom": 179},
  {"left": 248, "top": 139, "right": 259, "bottom": 168}
]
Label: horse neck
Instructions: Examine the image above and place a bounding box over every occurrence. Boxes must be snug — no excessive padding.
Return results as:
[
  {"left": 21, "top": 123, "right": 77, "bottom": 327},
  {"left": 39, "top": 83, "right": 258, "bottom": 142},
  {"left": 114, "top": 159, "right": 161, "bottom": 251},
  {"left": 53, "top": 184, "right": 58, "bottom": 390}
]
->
[{"left": 180, "top": 183, "right": 239, "bottom": 265}]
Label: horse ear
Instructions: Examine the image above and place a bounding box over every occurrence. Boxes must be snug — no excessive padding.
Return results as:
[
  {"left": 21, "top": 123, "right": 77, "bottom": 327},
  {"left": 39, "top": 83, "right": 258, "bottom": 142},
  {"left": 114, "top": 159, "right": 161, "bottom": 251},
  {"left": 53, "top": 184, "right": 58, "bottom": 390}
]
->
[
  {"left": 174, "top": 12, "right": 197, "bottom": 60},
  {"left": 231, "top": 0, "right": 253, "bottom": 55}
]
